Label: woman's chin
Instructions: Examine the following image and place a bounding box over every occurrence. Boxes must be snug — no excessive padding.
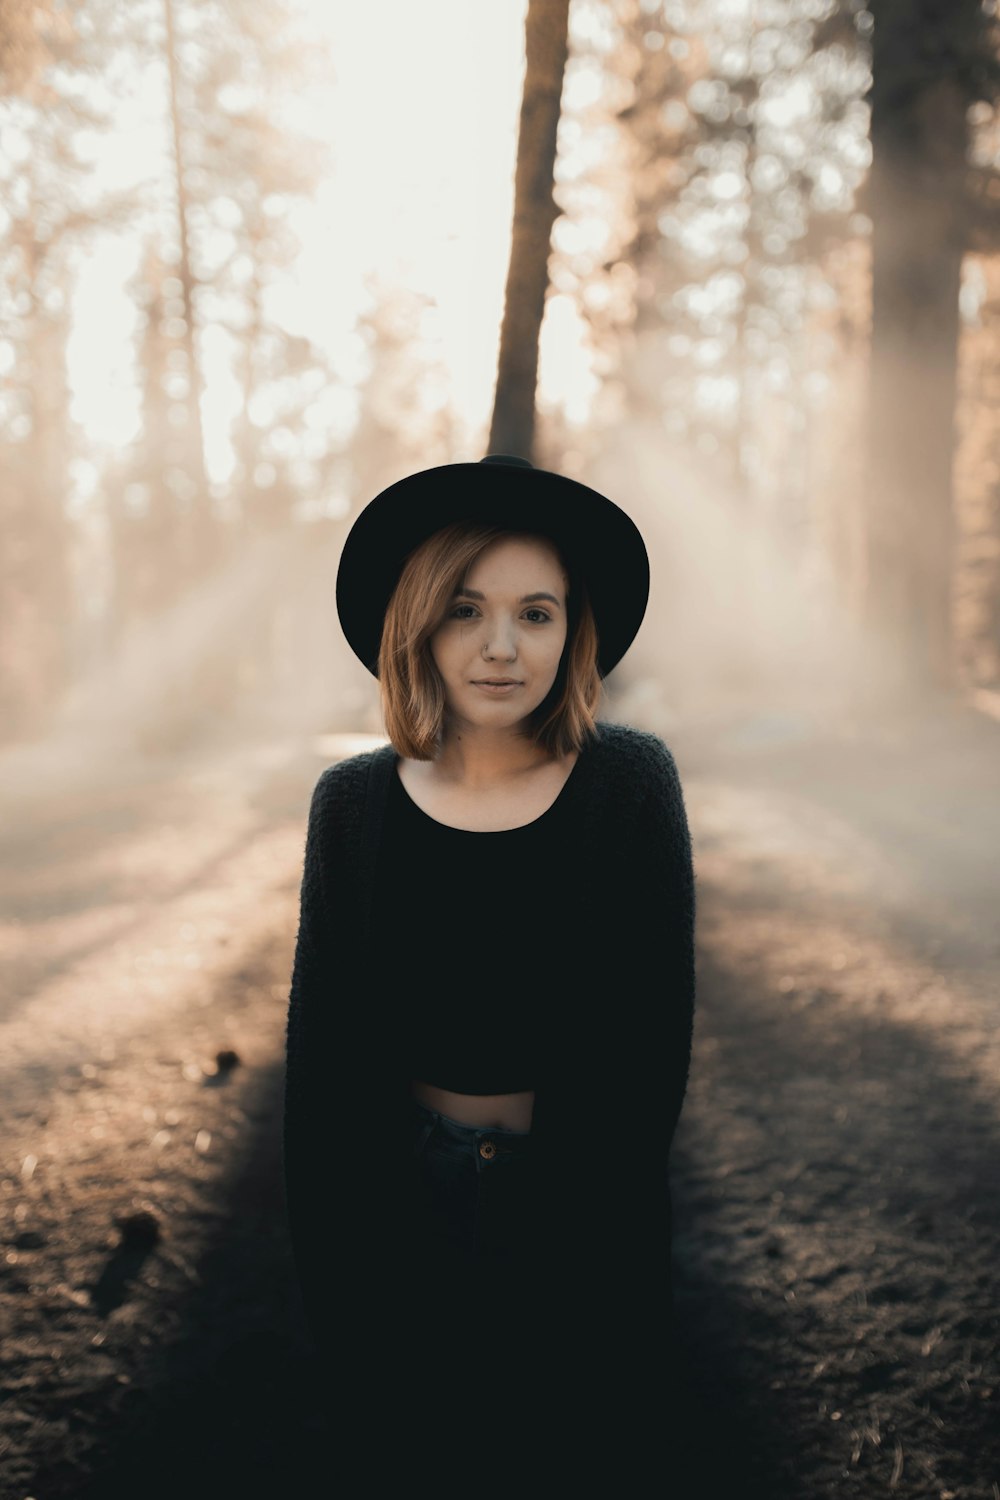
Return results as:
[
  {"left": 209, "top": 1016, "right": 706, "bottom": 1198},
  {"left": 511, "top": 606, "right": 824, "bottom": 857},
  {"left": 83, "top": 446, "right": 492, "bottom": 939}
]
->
[{"left": 447, "top": 700, "right": 538, "bottom": 733}]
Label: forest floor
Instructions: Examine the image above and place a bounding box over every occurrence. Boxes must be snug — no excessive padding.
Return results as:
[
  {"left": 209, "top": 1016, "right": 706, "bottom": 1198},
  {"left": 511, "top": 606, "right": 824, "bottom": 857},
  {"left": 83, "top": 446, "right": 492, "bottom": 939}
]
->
[{"left": 0, "top": 692, "right": 998, "bottom": 1499}]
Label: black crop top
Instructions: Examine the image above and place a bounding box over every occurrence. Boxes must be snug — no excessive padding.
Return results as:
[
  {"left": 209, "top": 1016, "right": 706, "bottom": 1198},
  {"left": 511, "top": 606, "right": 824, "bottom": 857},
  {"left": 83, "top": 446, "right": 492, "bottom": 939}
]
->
[{"left": 372, "top": 758, "right": 579, "bottom": 1094}]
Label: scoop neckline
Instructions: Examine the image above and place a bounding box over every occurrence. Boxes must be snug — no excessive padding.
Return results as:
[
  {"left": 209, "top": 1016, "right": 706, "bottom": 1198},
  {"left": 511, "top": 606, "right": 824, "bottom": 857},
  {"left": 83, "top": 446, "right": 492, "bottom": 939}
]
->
[{"left": 392, "top": 751, "right": 584, "bottom": 833}]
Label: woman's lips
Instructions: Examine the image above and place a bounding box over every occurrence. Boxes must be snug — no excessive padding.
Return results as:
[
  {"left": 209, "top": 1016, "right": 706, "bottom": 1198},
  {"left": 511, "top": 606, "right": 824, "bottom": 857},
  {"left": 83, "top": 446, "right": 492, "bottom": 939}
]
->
[{"left": 470, "top": 681, "right": 522, "bottom": 694}]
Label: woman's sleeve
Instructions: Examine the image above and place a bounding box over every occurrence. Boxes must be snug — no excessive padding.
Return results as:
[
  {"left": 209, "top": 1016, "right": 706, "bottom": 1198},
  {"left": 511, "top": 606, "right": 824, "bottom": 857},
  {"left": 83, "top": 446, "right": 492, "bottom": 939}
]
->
[
  {"left": 604, "top": 736, "right": 695, "bottom": 1338},
  {"left": 593, "top": 739, "right": 695, "bottom": 1246},
  {"left": 626, "top": 734, "right": 697, "bottom": 1158},
  {"left": 282, "top": 765, "right": 338, "bottom": 1343}
]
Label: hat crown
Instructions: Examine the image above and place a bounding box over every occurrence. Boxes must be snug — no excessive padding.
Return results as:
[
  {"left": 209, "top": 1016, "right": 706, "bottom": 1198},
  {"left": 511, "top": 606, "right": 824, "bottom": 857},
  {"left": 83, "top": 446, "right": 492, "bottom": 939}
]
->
[{"left": 479, "top": 454, "right": 534, "bottom": 469}]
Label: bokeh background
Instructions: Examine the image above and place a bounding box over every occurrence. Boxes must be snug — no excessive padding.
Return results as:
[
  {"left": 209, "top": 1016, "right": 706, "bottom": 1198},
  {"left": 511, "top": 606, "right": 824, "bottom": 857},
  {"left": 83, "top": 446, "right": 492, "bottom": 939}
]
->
[{"left": 2, "top": 2, "right": 999, "bottom": 1496}]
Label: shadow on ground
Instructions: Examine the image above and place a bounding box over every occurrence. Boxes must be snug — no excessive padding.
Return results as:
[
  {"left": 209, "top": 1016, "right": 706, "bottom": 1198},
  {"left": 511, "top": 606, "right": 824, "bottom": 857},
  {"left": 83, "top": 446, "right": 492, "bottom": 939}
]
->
[
  {"left": 20, "top": 1054, "right": 799, "bottom": 1499},
  {"left": 26, "top": 1060, "right": 325, "bottom": 1499}
]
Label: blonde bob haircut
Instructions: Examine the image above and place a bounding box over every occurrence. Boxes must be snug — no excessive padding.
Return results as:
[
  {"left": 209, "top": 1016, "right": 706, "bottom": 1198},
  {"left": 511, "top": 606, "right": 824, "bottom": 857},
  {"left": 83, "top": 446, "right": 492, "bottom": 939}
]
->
[{"left": 378, "top": 518, "right": 603, "bottom": 761}]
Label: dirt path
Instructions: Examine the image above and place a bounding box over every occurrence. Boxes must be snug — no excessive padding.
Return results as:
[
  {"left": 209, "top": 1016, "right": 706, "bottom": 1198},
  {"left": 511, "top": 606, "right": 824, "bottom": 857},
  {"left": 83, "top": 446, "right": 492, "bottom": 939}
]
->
[
  {"left": 0, "top": 733, "right": 377, "bottom": 1499},
  {"left": 1, "top": 705, "right": 998, "bottom": 1498},
  {"left": 667, "top": 700, "right": 1000, "bottom": 1498}
]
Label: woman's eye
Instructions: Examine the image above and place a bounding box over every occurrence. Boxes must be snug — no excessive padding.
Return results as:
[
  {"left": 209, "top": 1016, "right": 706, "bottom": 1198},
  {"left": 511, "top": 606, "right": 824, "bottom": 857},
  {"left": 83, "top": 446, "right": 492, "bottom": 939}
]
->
[{"left": 449, "top": 604, "right": 550, "bottom": 622}]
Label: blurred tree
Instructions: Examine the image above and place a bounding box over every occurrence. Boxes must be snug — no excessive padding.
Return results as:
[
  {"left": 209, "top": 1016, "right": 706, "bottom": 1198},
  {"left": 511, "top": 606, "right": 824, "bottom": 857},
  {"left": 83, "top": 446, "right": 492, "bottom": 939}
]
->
[
  {"left": 160, "top": 0, "right": 213, "bottom": 580},
  {"left": 0, "top": 0, "right": 341, "bottom": 749},
  {"left": 0, "top": 225, "right": 76, "bottom": 738},
  {"left": 490, "top": 0, "right": 573, "bottom": 459},
  {"left": 106, "top": 243, "right": 192, "bottom": 627},
  {"left": 93, "top": 0, "right": 340, "bottom": 747},
  {"left": 0, "top": 0, "right": 52, "bottom": 91},
  {"left": 347, "top": 275, "right": 461, "bottom": 512},
  {"left": 118, "top": 0, "right": 336, "bottom": 579},
  {"left": 164, "top": 0, "right": 335, "bottom": 542},
  {"left": 864, "top": 0, "right": 1000, "bottom": 698},
  {"left": 0, "top": 0, "right": 140, "bottom": 739},
  {"left": 953, "top": 200, "right": 1000, "bottom": 690},
  {"left": 593, "top": 0, "right": 869, "bottom": 525}
]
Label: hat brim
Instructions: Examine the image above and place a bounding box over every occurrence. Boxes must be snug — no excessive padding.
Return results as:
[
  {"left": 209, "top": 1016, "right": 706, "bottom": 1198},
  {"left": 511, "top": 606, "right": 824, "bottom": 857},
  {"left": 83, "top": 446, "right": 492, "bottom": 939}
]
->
[{"left": 335, "top": 461, "right": 649, "bottom": 678}]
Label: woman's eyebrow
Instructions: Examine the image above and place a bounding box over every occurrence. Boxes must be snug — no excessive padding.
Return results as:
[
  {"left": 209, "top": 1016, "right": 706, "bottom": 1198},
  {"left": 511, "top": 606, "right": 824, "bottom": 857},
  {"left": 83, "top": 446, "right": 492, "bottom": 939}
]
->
[{"left": 453, "top": 587, "right": 562, "bottom": 607}]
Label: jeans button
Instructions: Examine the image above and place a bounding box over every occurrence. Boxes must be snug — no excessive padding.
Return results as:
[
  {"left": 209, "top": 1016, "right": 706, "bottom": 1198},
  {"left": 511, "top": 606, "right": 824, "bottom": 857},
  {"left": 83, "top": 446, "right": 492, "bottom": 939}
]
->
[{"left": 479, "top": 1140, "right": 496, "bottom": 1159}]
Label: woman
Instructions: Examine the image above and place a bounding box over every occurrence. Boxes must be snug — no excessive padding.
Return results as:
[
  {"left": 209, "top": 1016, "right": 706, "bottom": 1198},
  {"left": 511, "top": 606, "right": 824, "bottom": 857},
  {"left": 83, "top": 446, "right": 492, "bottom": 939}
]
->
[{"left": 283, "top": 454, "right": 696, "bottom": 1476}]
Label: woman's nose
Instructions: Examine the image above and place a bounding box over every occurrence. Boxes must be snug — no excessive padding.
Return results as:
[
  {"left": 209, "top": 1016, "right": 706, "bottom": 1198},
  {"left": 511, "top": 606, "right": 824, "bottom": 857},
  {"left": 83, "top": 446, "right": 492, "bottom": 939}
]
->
[{"left": 482, "top": 625, "right": 517, "bottom": 660}]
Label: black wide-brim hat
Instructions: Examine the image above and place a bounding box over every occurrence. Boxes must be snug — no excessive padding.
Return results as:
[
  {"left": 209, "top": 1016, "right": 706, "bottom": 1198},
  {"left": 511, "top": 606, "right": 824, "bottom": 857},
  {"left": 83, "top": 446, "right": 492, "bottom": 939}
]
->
[{"left": 335, "top": 454, "right": 650, "bottom": 679}]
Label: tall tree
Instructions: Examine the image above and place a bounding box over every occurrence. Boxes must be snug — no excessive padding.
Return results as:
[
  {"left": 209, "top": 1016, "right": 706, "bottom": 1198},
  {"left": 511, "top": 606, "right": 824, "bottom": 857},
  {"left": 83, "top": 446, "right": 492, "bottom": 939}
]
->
[
  {"left": 605, "top": 0, "right": 869, "bottom": 505},
  {"left": 106, "top": 243, "right": 192, "bottom": 630},
  {"left": 490, "top": 0, "right": 573, "bottom": 459},
  {"left": 160, "top": 0, "right": 213, "bottom": 578},
  {"left": 0, "top": 0, "right": 138, "bottom": 739},
  {"left": 93, "top": 0, "right": 334, "bottom": 629},
  {"left": 166, "top": 0, "right": 333, "bottom": 543},
  {"left": 864, "top": 0, "right": 1000, "bottom": 699}
]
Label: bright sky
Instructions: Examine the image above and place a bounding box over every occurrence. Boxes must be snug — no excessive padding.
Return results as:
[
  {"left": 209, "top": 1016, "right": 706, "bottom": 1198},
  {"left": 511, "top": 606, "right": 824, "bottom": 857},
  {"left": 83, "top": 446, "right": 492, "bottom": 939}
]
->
[{"left": 66, "top": 0, "right": 598, "bottom": 497}]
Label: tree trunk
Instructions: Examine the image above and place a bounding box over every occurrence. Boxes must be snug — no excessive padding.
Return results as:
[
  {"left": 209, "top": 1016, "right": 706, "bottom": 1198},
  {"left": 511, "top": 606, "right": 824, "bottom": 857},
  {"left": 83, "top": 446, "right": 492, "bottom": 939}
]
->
[
  {"left": 162, "top": 0, "right": 215, "bottom": 578},
  {"left": 863, "top": 0, "right": 982, "bottom": 700},
  {"left": 489, "top": 0, "right": 572, "bottom": 460}
]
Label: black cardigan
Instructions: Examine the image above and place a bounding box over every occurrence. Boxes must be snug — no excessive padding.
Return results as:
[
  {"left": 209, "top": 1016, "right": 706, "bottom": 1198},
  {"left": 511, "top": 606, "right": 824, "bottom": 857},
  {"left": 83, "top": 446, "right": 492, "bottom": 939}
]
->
[{"left": 282, "top": 719, "right": 696, "bottom": 1412}]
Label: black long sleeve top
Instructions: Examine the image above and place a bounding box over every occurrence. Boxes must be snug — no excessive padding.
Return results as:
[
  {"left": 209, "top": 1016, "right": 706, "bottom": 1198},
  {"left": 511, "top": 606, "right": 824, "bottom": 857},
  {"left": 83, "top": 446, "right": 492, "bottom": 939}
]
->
[
  {"left": 372, "top": 750, "right": 580, "bottom": 1093},
  {"left": 282, "top": 719, "right": 696, "bottom": 1390}
]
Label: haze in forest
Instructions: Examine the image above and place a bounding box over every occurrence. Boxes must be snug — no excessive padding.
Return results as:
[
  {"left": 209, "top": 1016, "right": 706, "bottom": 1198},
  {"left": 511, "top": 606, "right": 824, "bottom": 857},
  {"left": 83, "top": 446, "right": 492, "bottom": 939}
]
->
[
  {"left": 2, "top": 0, "right": 999, "bottom": 793},
  {"left": 4, "top": 7, "right": 1000, "bottom": 1493}
]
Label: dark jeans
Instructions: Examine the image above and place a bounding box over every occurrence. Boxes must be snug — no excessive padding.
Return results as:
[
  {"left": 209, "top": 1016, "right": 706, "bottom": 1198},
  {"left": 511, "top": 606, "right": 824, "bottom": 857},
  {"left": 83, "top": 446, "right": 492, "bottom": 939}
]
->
[
  {"left": 403, "top": 1097, "right": 538, "bottom": 1355},
  {"left": 396, "top": 1096, "right": 677, "bottom": 1482}
]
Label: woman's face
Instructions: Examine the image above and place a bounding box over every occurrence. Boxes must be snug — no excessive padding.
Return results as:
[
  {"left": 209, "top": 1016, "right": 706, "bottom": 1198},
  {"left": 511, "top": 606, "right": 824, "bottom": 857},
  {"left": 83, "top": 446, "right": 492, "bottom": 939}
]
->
[{"left": 429, "top": 533, "right": 569, "bottom": 734}]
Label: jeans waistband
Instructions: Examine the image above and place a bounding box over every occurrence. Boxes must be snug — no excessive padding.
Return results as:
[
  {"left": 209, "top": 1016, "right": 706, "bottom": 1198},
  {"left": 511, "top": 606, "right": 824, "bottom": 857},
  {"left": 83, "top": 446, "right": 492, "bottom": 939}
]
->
[{"left": 409, "top": 1097, "right": 532, "bottom": 1157}]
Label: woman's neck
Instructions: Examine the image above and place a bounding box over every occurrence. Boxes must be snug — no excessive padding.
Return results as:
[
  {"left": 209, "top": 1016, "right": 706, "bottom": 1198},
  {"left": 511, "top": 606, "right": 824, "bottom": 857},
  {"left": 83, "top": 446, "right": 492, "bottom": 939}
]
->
[{"left": 431, "top": 726, "right": 553, "bottom": 789}]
